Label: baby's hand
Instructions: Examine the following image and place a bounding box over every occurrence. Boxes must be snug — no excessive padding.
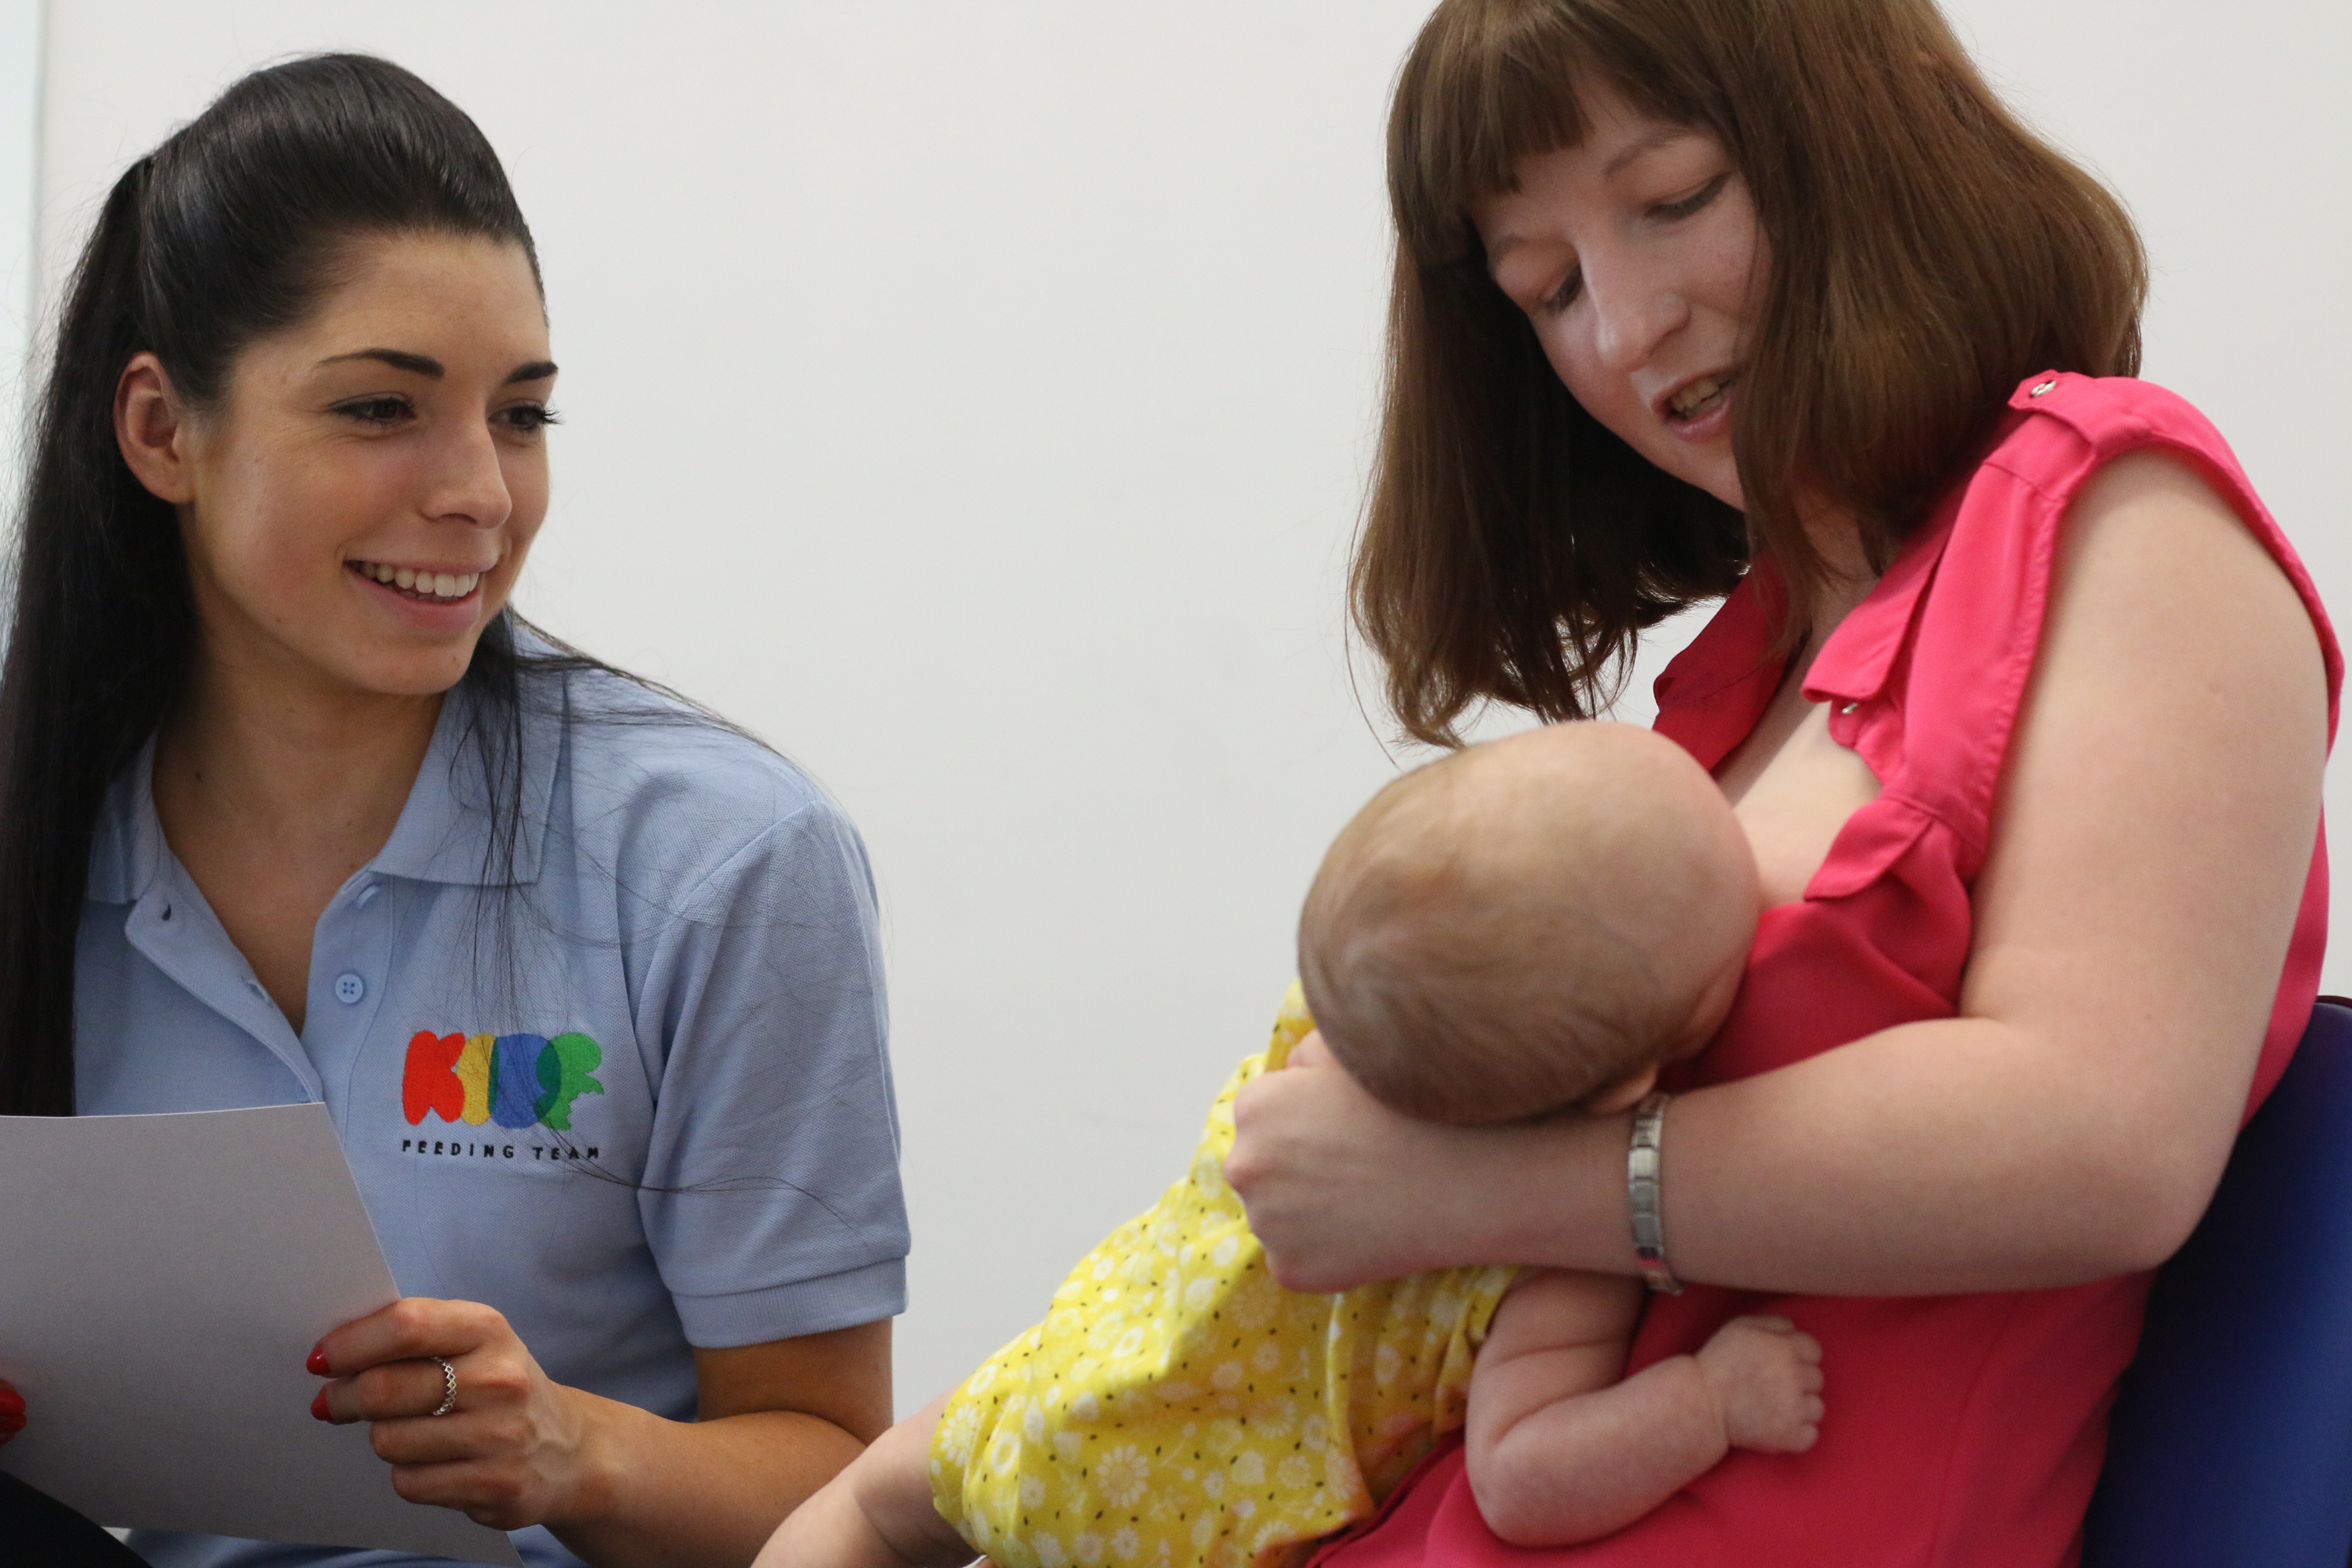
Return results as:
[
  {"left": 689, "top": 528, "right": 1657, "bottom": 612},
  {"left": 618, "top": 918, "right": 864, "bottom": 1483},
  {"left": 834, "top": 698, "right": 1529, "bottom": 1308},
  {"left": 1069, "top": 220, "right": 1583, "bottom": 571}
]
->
[{"left": 1694, "top": 1314, "right": 1824, "bottom": 1454}]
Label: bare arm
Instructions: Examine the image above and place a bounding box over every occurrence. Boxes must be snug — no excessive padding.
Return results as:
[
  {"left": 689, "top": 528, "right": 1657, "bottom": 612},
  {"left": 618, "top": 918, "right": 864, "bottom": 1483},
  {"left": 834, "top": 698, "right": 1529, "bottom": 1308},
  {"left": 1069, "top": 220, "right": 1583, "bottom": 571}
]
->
[
  {"left": 315, "top": 1305, "right": 892, "bottom": 1568},
  {"left": 1231, "top": 454, "right": 2329, "bottom": 1297},
  {"left": 755, "top": 1395, "right": 979, "bottom": 1568},
  {"left": 1466, "top": 1272, "right": 1820, "bottom": 1544}
]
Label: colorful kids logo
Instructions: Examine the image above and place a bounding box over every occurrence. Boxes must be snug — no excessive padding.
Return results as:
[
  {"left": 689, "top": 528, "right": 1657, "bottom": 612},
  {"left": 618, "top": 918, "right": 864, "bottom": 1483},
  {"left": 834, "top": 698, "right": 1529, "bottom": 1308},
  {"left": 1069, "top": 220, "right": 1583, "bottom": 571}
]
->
[{"left": 403, "top": 1030, "right": 604, "bottom": 1133}]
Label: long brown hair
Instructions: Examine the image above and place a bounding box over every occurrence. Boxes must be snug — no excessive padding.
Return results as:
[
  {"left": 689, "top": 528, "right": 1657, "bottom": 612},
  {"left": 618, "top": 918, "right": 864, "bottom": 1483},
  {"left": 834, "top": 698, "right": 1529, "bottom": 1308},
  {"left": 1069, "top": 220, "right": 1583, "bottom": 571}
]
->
[{"left": 1358, "top": 0, "right": 2146, "bottom": 745}]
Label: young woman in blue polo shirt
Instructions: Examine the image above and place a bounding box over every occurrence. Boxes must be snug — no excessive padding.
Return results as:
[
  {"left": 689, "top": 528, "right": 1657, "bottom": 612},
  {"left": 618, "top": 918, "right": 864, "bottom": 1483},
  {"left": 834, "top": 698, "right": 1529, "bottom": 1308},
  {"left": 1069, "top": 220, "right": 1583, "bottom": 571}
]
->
[{"left": 0, "top": 56, "right": 908, "bottom": 1567}]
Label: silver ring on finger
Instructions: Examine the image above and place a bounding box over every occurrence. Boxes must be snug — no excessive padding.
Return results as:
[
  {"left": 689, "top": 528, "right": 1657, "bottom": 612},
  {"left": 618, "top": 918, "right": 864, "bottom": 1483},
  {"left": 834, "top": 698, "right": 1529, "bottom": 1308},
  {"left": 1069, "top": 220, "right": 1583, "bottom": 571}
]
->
[{"left": 429, "top": 1356, "right": 457, "bottom": 1418}]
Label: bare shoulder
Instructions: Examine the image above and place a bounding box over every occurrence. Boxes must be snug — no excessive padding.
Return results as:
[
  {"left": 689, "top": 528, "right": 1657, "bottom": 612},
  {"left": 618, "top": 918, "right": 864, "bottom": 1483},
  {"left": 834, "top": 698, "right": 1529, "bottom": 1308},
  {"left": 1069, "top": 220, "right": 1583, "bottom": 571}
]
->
[{"left": 2055, "top": 449, "right": 2319, "bottom": 669}]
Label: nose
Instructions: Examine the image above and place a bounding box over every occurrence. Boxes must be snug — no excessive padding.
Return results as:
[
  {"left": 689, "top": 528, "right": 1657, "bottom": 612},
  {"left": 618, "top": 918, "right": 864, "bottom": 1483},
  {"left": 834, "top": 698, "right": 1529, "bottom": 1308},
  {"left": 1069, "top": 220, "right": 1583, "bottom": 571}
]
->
[
  {"left": 1583, "top": 250, "right": 1690, "bottom": 377},
  {"left": 425, "top": 416, "right": 513, "bottom": 531}
]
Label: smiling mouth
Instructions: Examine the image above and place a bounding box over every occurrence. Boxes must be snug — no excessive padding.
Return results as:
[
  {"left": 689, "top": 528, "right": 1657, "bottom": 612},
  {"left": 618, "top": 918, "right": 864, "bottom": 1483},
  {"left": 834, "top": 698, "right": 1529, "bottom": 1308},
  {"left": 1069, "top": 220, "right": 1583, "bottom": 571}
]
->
[
  {"left": 1666, "top": 374, "right": 1735, "bottom": 422},
  {"left": 347, "top": 560, "right": 483, "bottom": 603}
]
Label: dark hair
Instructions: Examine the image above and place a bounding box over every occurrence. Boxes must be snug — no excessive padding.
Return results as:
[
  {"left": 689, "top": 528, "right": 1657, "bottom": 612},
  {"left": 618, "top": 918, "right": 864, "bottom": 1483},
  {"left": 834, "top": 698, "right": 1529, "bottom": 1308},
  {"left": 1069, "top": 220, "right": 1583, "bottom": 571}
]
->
[
  {"left": 0, "top": 54, "right": 579, "bottom": 1114},
  {"left": 1357, "top": 0, "right": 2147, "bottom": 745}
]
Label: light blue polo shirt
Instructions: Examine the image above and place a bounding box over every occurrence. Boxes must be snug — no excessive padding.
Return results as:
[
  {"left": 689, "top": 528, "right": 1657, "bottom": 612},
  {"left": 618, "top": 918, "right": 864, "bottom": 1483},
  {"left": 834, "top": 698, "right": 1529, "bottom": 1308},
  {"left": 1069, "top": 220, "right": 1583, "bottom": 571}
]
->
[{"left": 76, "top": 663, "right": 909, "bottom": 1568}]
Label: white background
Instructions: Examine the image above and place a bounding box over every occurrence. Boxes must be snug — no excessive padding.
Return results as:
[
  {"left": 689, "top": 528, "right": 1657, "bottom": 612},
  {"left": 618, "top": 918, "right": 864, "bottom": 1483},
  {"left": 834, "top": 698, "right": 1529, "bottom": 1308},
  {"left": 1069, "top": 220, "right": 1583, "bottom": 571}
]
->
[{"left": 15, "top": 3, "right": 2352, "bottom": 1418}]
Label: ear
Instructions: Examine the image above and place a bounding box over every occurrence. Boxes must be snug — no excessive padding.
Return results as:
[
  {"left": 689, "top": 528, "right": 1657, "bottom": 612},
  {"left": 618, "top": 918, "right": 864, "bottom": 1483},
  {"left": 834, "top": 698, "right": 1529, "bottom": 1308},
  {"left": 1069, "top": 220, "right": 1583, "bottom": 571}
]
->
[
  {"left": 1583, "top": 1063, "right": 1660, "bottom": 1117},
  {"left": 115, "top": 352, "right": 197, "bottom": 505}
]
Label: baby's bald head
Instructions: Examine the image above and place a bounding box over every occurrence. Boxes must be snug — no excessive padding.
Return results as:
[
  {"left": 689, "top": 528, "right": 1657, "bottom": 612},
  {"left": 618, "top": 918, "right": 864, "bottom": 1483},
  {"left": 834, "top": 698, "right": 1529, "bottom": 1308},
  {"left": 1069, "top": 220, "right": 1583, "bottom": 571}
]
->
[{"left": 1298, "top": 723, "right": 1758, "bottom": 1125}]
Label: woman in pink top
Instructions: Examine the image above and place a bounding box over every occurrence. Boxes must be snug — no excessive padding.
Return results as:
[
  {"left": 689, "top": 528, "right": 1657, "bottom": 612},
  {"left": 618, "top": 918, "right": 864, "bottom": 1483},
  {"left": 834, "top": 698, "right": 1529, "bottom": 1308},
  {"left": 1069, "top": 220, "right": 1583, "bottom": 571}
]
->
[{"left": 1225, "top": 2, "right": 2338, "bottom": 1564}]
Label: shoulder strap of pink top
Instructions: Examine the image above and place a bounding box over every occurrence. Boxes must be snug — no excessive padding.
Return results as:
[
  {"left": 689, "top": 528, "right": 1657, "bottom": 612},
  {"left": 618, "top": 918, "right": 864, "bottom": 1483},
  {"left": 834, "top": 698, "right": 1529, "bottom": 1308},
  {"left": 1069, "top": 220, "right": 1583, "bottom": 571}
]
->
[{"left": 1803, "top": 372, "right": 2342, "bottom": 882}]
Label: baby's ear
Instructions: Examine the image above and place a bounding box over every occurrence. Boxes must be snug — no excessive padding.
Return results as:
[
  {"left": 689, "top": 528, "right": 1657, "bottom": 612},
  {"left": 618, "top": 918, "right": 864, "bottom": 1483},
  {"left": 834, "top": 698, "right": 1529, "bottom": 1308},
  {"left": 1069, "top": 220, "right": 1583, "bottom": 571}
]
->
[
  {"left": 1583, "top": 1064, "right": 1660, "bottom": 1117},
  {"left": 1280, "top": 1029, "right": 1336, "bottom": 1070}
]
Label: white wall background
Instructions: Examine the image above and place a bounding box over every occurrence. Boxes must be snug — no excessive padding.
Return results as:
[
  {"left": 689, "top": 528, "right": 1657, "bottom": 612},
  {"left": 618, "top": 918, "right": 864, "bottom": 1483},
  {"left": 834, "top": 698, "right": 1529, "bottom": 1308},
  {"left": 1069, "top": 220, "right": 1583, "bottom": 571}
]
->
[
  {"left": 22, "top": 2, "right": 2352, "bottom": 1415},
  {"left": 0, "top": 0, "right": 39, "bottom": 507}
]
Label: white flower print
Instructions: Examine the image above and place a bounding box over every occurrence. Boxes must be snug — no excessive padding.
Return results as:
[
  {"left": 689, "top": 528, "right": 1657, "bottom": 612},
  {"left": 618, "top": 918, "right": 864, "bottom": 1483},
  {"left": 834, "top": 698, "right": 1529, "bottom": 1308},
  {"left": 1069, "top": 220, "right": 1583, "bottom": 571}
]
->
[
  {"left": 937, "top": 1401, "right": 983, "bottom": 1465},
  {"left": 1110, "top": 1525, "right": 1141, "bottom": 1562},
  {"left": 1072, "top": 1531, "right": 1107, "bottom": 1566},
  {"left": 1325, "top": 1445, "right": 1362, "bottom": 1498},
  {"left": 1096, "top": 1445, "right": 1151, "bottom": 1508}
]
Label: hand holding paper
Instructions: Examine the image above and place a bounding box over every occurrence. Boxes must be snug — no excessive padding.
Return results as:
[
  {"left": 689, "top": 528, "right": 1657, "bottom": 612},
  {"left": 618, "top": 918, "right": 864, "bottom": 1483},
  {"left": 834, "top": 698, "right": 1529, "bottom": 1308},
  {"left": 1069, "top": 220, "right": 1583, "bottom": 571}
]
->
[
  {"left": 311, "top": 1294, "right": 603, "bottom": 1530},
  {"left": 0, "top": 1102, "right": 522, "bottom": 1565}
]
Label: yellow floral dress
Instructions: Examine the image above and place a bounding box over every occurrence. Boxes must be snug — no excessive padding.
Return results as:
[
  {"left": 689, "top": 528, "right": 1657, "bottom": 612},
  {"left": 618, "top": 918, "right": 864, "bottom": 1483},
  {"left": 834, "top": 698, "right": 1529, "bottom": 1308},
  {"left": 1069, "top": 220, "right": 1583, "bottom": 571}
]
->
[{"left": 930, "top": 986, "right": 1518, "bottom": 1568}]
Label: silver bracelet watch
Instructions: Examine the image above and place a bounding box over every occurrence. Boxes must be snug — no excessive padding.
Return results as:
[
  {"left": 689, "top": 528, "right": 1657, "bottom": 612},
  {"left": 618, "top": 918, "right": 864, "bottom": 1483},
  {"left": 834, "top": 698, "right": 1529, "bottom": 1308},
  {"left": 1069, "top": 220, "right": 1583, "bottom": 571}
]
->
[{"left": 1627, "top": 1090, "right": 1684, "bottom": 1294}]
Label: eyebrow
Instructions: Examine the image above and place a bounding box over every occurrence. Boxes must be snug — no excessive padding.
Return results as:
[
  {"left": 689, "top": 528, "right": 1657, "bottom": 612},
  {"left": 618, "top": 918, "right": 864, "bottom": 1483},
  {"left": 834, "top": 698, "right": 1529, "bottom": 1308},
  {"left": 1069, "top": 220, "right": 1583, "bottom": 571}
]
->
[{"left": 315, "top": 349, "right": 559, "bottom": 385}]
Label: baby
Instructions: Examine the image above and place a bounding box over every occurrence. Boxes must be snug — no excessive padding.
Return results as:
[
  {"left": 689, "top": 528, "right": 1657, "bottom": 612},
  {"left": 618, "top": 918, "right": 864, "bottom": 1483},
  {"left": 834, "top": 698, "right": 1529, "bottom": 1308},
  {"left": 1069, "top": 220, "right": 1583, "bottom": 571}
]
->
[{"left": 761, "top": 723, "right": 1823, "bottom": 1568}]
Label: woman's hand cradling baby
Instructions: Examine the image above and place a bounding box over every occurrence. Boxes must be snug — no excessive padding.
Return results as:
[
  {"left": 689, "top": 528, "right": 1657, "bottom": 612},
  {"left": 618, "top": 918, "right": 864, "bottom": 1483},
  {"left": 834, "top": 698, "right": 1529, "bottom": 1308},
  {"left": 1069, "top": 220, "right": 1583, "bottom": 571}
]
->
[{"left": 1230, "top": 1029, "right": 1546, "bottom": 1292}]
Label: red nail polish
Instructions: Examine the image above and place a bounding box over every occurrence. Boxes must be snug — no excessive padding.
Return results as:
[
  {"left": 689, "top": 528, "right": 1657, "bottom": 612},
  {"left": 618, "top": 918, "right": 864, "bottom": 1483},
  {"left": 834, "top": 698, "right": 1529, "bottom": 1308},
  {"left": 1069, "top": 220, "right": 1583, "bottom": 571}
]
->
[
  {"left": 0, "top": 1388, "right": 24, "bottom": 1416},
  {"left": 306, "top": 1348, "right": 331, "bottom": 1376},
  {"left": 310, "top": 1390, "right": 330, "bottom": 1421},
  {"left": 0, "top": 1412, "right": 23, "bottom": 1431}
]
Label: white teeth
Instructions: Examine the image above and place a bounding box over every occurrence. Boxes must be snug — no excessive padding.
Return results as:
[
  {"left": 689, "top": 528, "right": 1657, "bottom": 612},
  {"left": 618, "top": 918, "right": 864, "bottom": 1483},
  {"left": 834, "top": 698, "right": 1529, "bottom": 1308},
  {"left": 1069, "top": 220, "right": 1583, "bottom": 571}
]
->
[
  {"left": 352, "top": 562, "right": 482, "bottom": 599},
  {"left": 1670, "top": 376, "right": 1728, "bottom": 418}
]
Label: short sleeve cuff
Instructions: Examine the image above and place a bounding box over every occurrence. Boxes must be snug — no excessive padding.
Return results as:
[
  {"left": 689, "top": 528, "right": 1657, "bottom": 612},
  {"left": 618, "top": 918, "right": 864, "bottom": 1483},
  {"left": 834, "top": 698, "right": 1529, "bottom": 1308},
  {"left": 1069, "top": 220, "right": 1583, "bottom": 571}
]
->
[{"left": 676, "top": 1255, "right": 907, "bottom": 1349}]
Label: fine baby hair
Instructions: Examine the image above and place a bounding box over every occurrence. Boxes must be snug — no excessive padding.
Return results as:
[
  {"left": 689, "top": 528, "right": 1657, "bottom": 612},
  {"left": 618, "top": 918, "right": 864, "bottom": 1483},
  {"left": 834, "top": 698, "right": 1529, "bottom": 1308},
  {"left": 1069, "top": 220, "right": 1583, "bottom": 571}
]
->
[{"left": 1298, "top": 721, "right": 1760, "bottom": 1125}]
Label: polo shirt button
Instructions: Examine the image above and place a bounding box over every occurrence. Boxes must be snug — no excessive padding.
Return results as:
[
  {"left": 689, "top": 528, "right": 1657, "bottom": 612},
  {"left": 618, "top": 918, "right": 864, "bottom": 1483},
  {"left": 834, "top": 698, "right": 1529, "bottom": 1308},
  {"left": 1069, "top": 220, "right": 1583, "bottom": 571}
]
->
[{"left": 334, "top": 972, "right": 367, "bottom": 1005}]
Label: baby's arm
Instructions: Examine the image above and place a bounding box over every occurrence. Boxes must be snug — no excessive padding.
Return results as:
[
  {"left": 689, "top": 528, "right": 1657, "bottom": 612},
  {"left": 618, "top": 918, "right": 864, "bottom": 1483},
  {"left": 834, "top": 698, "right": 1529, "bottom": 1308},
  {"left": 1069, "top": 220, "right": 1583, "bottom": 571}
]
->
[
  {"left": 755, "top": 1393, "right": 978, "bottom": 1568},
  {"left": 1464, "top": 1270, "right": 1824, "bottom": 1546}
]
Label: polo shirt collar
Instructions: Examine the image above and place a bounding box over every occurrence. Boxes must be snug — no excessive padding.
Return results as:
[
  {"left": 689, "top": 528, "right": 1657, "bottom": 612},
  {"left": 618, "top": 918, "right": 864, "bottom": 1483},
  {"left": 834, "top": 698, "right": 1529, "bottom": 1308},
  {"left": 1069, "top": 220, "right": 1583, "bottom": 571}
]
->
[
  {"left": 84, "top": 674, "right": 564, "bottom": 904},
  {"left": 371, "top": 678, "right": 563, "bottom": 888}
]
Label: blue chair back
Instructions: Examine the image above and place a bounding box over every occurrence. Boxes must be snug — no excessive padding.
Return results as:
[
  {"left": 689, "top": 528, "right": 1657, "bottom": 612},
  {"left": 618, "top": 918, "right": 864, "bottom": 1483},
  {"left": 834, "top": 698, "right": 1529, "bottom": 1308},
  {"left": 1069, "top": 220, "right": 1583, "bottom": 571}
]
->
[{"left": 2081, "top": 998, "right": 2352, "bottom": 1566}]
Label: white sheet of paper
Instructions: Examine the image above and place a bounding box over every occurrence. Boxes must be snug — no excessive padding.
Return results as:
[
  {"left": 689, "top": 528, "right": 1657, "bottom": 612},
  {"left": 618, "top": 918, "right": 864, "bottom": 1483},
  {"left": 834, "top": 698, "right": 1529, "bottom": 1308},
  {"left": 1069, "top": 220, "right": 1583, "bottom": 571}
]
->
[{"left": 0, "top": 1102, "right": 523, "bottom": 1565}]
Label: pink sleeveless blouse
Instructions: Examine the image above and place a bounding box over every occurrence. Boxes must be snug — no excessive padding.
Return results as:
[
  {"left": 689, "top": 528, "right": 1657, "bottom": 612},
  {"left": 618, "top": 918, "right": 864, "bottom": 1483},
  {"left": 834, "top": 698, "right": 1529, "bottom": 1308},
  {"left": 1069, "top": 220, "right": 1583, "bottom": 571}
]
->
[{"left": 1310, "top": 375, "right": 2341, "bottom": 1568}]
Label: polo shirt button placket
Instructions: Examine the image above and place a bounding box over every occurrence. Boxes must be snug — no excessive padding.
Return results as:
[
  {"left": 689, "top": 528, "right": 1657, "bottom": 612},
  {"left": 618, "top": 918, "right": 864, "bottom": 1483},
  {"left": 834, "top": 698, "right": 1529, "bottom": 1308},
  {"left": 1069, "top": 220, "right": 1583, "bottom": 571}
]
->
[{"left": 334, "top": 972, "right": 366, "bottom": 1006}]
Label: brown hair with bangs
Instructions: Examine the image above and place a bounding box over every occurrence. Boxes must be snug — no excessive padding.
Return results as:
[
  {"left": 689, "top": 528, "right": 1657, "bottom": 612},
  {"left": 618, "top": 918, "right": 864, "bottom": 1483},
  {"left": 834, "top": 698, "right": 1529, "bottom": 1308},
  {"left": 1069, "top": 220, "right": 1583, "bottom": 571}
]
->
[{"left": 1358, "top": 0, "right": 2147, "bottom": 746}]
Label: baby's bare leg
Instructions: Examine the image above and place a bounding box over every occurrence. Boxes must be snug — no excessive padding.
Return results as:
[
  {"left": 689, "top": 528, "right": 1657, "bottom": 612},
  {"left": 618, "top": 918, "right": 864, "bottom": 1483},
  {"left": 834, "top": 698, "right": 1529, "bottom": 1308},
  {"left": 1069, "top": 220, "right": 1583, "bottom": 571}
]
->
[
  {"left": 1466, "top": 1271, "right": 1824, "bottom": 1547},
  {"left": 755, "top": 1393, "right": 978, "bottom": 1568}
]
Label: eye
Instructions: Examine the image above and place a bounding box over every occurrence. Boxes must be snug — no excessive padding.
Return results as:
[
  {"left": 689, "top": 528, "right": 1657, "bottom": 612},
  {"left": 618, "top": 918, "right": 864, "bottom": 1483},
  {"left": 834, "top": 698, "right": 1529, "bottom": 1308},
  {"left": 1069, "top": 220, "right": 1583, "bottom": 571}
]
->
[
  {"left": 496, "top": 403, "right": 560, "bottom": 435},
  {"left": 1652, "top": 172, "right": 1731, "bottom": 222},
  {"left": 332, "top": 394, "right": 414, "bottom": 426},
  {"left": 1541, "top": 266, "right": 1585, "bottom": 315}
]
